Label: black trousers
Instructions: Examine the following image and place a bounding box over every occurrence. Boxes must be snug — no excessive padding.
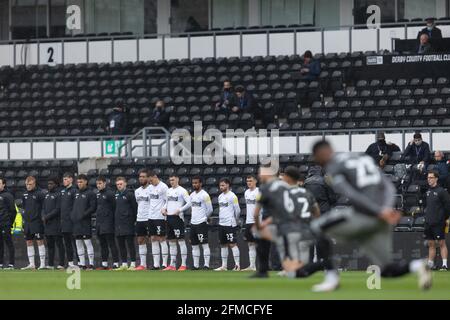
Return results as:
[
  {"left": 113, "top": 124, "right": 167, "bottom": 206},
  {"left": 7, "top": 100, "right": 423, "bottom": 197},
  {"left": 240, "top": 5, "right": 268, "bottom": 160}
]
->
[
  {"left": 62, "top": 232, "right": 74, "bottom": 263},
  {"left": 98, "top": 233, "right": 119, "bottom": 263},
  {"left": 0, "top": 228, "right": 14, "bottom": 265},
  {"left": 256, "top": 238, "right": 271, "bottom": 274},
  {"left": 116, "top": 235, "right": 136, "bottom": 263},
  {"left": 46, "top": 235, "right": 65, "bottom": 267}
]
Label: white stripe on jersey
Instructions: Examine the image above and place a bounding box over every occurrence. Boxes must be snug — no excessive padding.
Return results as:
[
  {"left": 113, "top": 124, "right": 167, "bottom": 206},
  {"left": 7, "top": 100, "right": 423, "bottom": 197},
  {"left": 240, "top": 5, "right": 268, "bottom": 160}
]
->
[
  {"left": 149, "top": 181, "right": 169, "bottom": 220},
  {"left": 135, "top": 185, "right": 151, "bottom": 222},
  {"left": 190, "top": 189, "right": 213, "bottom": 225},
  {"left": 218, "top": 191, "right": 240, "bottom": 227},
  {"left": 244, "top": 187, "right": 259, "bottom": 224},
  {"left": 165, "top": 186, "right": 191, "bottom": 220}
]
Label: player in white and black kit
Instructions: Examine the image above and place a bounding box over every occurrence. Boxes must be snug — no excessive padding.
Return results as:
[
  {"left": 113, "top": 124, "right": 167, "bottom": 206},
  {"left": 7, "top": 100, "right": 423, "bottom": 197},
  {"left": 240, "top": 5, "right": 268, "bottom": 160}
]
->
[
  {"left": 134, "top": 169, "right": 152, "bottom": 270},
  {"left": 283, "top": 140, "right": 433, "bottom": 292},
  {"left": 148, "top": 171, "right": 169, "bottom": 269},
  {"left": 214, "top": 178, "right": 241, "bottom": 271},
  {"left": 242, "top": 175, "right": 259, "bottom": 271},
  {"left": 162, "top": 174, "right": 191, "bottom": 271},
  {"left": 189, "top": 176, "right": 213, "bottom": 270}
]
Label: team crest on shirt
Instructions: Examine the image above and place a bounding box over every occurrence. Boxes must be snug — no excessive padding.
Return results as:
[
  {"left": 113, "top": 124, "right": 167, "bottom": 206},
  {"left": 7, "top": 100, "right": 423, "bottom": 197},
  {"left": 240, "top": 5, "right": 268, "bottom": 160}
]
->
[
  {"left": 191, "top": 201, "right": 202, "bottom": 207},
  {"left": 168, "top": 196, "right": 178, "bottom": 201},
  {"left": 150, "top": 194, "right": 159, "bottom": 199},
  {"left": 219, "top": 202, "right": 229, "bottom": 207}
]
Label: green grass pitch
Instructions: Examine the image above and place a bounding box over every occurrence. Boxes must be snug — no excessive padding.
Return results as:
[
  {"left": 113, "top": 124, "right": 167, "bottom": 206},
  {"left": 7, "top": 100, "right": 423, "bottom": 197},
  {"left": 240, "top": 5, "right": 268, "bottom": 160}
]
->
[{"left": 0, "top": 270, "right": 448, "bottom": 300}]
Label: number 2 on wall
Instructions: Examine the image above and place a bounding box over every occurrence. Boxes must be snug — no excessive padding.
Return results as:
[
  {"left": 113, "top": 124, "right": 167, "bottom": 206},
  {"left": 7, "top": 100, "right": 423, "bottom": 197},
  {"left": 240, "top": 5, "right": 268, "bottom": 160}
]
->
[{"left": 47, "top": 47, "right": 54, "bottom": 63}]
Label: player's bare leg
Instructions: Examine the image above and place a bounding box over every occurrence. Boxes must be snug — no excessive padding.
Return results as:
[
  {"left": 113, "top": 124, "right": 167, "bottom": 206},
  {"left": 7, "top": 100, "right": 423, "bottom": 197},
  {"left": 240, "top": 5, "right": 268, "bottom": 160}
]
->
[
  {"left": 438, "top": 240, "right": 448, "bottom": 270},
  {"left": 427, "top": 240, "right": 436, "bottom": 268}
]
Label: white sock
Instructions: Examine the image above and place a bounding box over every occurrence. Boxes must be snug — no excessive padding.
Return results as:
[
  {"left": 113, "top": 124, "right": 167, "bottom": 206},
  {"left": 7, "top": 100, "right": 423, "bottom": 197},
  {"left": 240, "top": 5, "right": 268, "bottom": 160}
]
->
[
  {"left": 202, "top": 244, "right": 210, "bottom": 267},
  {"left": 84, "top": 239, "right": 94, "bottom": 266},
  {"left": 151, "top": 241, "right": 160, "bottom": 267},
  {"left": 75, "top": 240, "right": 86, "bottom": 266},
  {"left": 102, "top": 261, "right": 108, "bottom": 267},
  {"left": 169, "top": 241, "right": 178, "bottom": 267},
  {"left": 160, "top": 241, "right": 168, "bottom": 266},
  {"left": 139, "top": 244, "right": 147, "bottom": 267},
  {"left": 113, "top": 262, "right": 119, "bottom": 267},
  {"left": 221, "top": 247, "right": 228, "bottom": 268},
  {"left": 68, "top": 261, "right": 75, "bottom": 267},
  {"left": 130, "top": 261, "right": 136, "bottom": 268},
  {"left": 38, "top": 244, "right": 46, "bottom": 267},
  {"left": 248, "top": 243, "right": 256, "bottom": 269},
  {"left": 27, "top": 246, "right": 35, "bottom": 266},
  {"left": 231, "top": 246, "right": 240, "bottom": 268},
  {"left": 410, "top": 259, "right": 424, "bottom": 273},
  {"left": 179, "top": 240, "right": 187, "bottom": 267},
  {"left": 192, "top": 245, "right": 200, "bottom": 268},
  {"left": 121, "top": 262, "right": 128, "bottom": 267},
  {"left": 443, "top": 259, "right": 448, "bottom": 267}
]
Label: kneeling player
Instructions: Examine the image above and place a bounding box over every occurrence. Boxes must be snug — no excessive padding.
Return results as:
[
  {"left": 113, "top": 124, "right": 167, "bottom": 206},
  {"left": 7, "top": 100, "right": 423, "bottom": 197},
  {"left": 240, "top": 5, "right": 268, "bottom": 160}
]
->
[
  {"left": 162, "top": 174, "right": 191, "bottom": 271},
  {"left": 283, "top": 141, "right": 432, "bottom": 292},
  {"left": 189, "top": 176, "right": 213, "bottom": 270},
  {"left": 215, "top": 178, "right": 241, "bottom": 271},
  {"left": 255, "top": 166, "right": 320, "bottom": 273}
]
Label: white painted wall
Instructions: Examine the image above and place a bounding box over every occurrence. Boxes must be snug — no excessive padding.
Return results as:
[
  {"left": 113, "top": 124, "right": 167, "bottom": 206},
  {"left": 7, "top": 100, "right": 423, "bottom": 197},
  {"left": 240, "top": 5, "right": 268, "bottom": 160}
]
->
[{"left": 4, "top": 25, "right": 450, "bottom": 67}]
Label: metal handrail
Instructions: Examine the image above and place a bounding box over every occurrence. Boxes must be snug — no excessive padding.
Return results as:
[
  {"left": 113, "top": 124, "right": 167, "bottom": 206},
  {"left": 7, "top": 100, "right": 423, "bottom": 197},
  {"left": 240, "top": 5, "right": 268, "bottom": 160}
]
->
[{"left": 118, "top": 127, "right": 170, "bottom": 158}]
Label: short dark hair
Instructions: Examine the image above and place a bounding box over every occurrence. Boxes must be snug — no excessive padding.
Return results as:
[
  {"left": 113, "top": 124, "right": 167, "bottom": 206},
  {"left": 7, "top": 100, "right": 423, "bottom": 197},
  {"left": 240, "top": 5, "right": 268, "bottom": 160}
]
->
[
  {"left": 169, "top": 174, "right": 179, "bottom": 178},
  {"left": 48, "top": 176, "right": 59, "bottom": 184},
  {"left": 63, "top": 172, "right": 74, "bottom": 179},
  {"left": 413, "top": 133, "right": 422, "bottom": 140},
  {"left": 235, "top": 85, "right": 245, "bottom": 93},
  {"left": 284, "top": 166, "right": 301, "bottom": 181},
  {"left": 246, "top": 175, "right": 257, "bottom": 180},
  {"left": 298, "top": 173, "right": 306, "bottom": 183},
  {"left": 192, "top": 176, "right": 203, "bottom": 183},
  {"left": 219, "top": 178, "right": 231, "bottom": 185},
  {"left": 304, "top": 50, "right": 313, "bottom": 58},
  {"left": 428, "top": 171, "right": 439, "bottom": 179},
  {"left": 76, "top": 174, "right": 88, "bottom": 181},
  {"left": 96, "top": 176, "right": 107, "bottom": 183},
  {"left": 312, "top": 140, "right": 331, "bottom": 154},
  {"left": 138, "top": 168, "right": 150, "bottom": 176},
  {"left": 0, "top": 177, "right": 6, "bottom": 185},
  {"left": 116, "top": 176, "right": 127, "bottom": 183},
  {"left": 148, "top": 170, "right": 157, "bottom": 177}
]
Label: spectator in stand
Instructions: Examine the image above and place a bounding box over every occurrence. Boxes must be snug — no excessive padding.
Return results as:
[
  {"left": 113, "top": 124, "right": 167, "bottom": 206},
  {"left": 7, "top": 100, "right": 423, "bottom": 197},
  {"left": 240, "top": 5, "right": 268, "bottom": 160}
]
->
[
  {"left": 432, "top": 151, "right": 450, "bottom": 189},
  {"left": 365, "top": 132, "right": 400, "bottom": 168},
  {"left": 149, "top": 100, "right": 170, "bottom": 128},
  {"left": 403, "top": 133, "right": 431, "bottom": 167},
  {"left": 230, "top": 86, "right": 257, "bottom": 114},
  {"left": 107, "top": 104, "right": 128, "bottom": 135},
  {"left": 417, "top": 34, "right": 433, "bottom": 54},
  {"left": 215, "top": 80, "right": 235, "bottom": 112},
  {"left": 417, "top": 17, "right": 442, "bottom": 40},
  {"left": 299, "top": 50, "right": 321, "bottom": 81}
]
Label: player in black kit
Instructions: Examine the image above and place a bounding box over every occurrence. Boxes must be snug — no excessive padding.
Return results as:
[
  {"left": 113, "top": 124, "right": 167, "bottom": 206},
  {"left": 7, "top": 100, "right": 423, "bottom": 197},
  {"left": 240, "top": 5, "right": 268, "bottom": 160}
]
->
[{"left": 0, "top": 177, "right": 16, "bottom": 269}]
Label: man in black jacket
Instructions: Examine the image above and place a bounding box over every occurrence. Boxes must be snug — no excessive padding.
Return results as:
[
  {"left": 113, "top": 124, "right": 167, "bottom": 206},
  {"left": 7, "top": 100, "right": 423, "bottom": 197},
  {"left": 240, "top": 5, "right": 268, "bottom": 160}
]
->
[
  {"left": 114, "top": 177, "right": 138, "bottom": 270},
  {"left": 417, "top": 18, "right": 443, "bottom": 41},
  {"left": 403, "top": 133, "right": 431, "bottom": 182},
  {"left": 60, "top": 172, "right": 77, "bottom": 267},
  {"left": 42, "top": 177, "right": 65, "bottom": 269},
  {"left": 21, "top": 176, "right": 46, "bottom": 270},
  {"left": 0, "top": 177, "right": 16, "bottom": 269},
  {"left": 72, "top": 174, "right": 97, "bottom": 270},
  {"left": 95, "top": 176, "right": 119, "bottom": 270},
  {"left": 149, "top": 100, "right": 170, "bottom": 128},
  {"left": 365, "top": 132, "right": 399, "bottom": 168},
  {"left": 424, "top": 171, "right": 450, "bottom": 271},
  {"left": 107, "top": 104, "right": 128, "bottom": 135},
  {"left": 215, "top": 80, "right": 235, "bottom": 111}
]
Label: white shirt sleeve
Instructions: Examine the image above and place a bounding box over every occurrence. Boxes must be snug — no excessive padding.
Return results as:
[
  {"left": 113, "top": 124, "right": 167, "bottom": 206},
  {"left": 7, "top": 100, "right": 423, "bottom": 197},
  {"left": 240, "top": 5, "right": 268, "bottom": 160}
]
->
[
  {"left": 179, "top": 188, "right": 191, "bottom": 212},
  {"left": 232, "top": 193, "right": 241, "bottom": 220},
  {"left": 204, "top": 193, "right": 213, "bottom": 217}
]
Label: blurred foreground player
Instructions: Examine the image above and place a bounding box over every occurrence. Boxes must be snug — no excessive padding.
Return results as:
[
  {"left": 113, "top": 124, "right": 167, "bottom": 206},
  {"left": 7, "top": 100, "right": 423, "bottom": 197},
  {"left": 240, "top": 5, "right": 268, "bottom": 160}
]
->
[{"left": 283, "top": 140, "right": 432, "bottom": 292}]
